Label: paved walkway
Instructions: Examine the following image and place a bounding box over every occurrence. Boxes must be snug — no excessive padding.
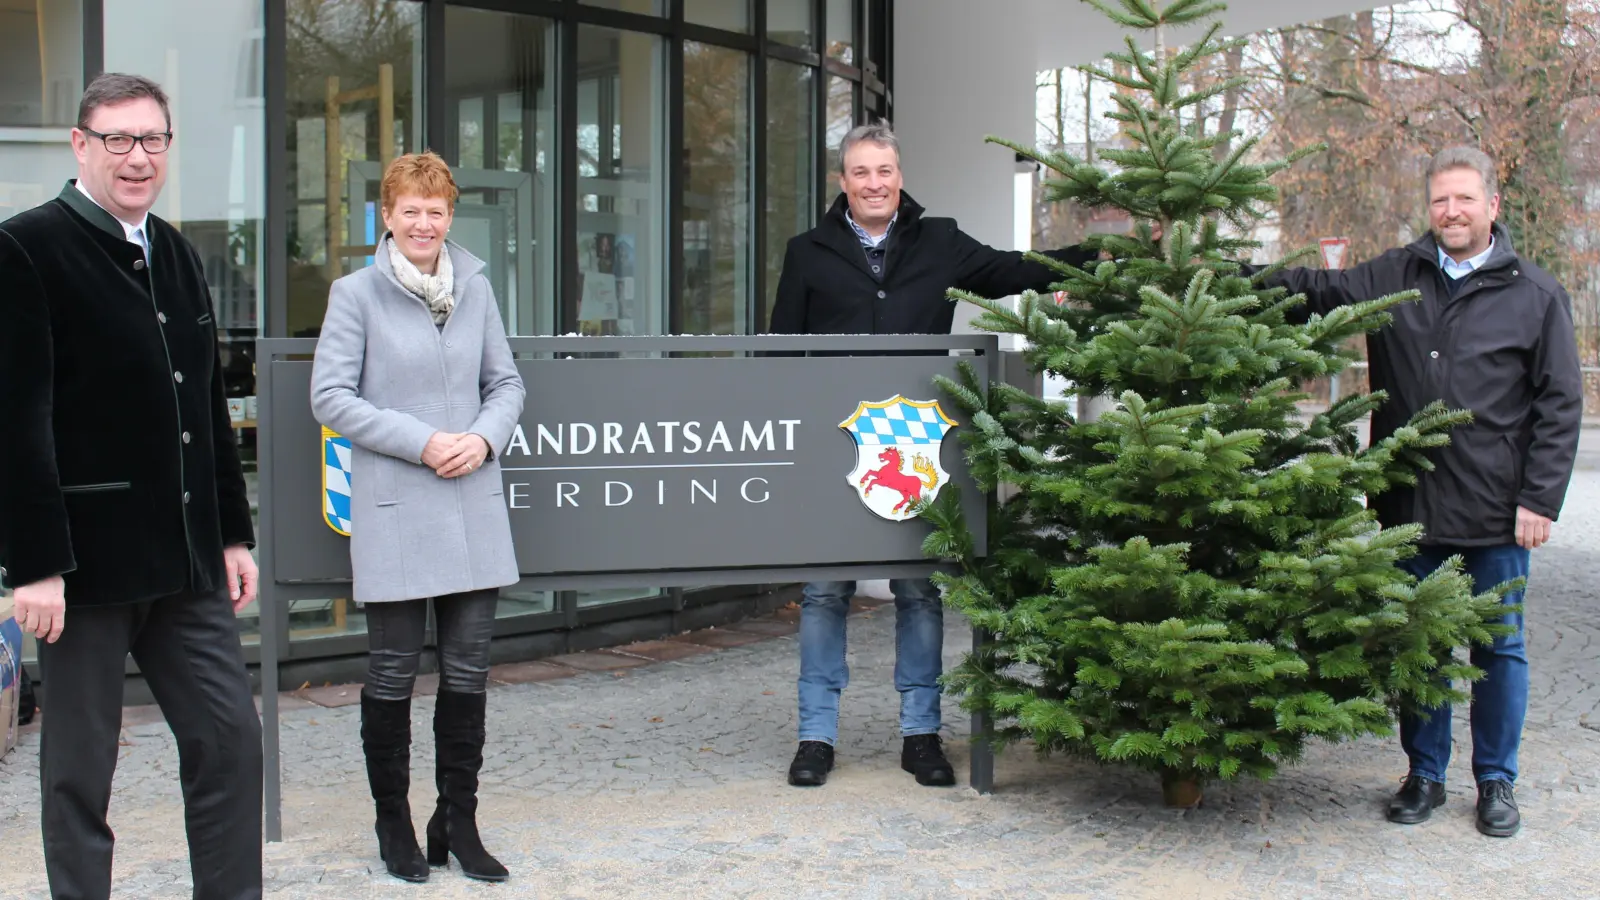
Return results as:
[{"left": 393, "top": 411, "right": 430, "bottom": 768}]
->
[{"left": 4, "top": 442, "right": 1600, "bottom": 898}]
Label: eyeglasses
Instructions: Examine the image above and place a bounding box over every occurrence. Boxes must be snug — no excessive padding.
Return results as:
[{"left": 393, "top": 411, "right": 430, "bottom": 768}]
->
[{"left": 81, "top": 128, "right": 173, "bottom": 155}]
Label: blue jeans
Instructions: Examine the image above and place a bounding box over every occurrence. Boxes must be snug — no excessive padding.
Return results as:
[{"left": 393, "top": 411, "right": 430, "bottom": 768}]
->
[
  {"left": 797, "top": 579, "right": 944, "bottom": 745},
  {"left": 1398, "top": 544, "right": 1530, "bottom": 786}
]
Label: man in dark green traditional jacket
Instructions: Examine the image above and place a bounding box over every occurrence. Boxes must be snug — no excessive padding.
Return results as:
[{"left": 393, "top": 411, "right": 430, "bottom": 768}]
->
[{"left": 0, "top": 73, "right": 262, "bottom": 900}]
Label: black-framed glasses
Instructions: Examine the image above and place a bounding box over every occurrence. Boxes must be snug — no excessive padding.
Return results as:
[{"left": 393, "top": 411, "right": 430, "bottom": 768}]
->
[{"left": 81, "top": 128, "right": 173, "bottom": 155}]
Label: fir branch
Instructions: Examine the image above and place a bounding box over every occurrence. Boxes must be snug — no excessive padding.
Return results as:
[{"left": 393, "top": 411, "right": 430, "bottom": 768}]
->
[
  {"left": 1083, "top": 0, "right": 1160, "bottom": 29},
  {"left": 1159, "top": 0, "right": 1228, "bottom": 25}
]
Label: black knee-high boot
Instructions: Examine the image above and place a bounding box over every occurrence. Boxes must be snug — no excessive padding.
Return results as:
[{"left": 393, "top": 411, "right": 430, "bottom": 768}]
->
[
  {"left": 426, "top": 690, "right": 509, "bottom": 881},
  {"left": 360, "top": 691, "right": 429, "bottom": 882}
]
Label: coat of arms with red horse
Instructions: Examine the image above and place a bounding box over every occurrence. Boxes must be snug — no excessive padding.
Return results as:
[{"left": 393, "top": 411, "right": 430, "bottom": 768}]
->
[{"left": 840, "top": 396, "right": 959, "bottom": 522}]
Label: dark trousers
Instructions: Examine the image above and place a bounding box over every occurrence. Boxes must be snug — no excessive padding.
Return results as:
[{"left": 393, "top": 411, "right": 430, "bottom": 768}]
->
[
  {"left": 36, "top": 588, "right": 263, "bottom": 900},
  {"left": 362, "top": 589, "right": 498, "bottom": 700}
]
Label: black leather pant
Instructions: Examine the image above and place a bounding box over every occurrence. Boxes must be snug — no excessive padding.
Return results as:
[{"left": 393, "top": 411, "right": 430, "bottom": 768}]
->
[{"left": 363, "top": 589, "right": 498, "bottom": 700}]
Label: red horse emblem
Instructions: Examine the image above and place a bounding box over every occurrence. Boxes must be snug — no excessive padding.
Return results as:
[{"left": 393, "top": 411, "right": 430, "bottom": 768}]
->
[{"left": 859, "top": 447, "right": 940, "bottom": 514}]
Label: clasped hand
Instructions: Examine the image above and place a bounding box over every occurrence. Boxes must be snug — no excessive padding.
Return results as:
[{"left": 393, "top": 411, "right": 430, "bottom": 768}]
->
[{"left": 422, "top": 432, "right": 490, "bottom": 479}]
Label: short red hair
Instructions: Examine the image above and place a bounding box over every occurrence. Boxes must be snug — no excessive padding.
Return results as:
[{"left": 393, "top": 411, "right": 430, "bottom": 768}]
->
[{"left": 380, "top": 150, "right": 459, "bottom": 213}]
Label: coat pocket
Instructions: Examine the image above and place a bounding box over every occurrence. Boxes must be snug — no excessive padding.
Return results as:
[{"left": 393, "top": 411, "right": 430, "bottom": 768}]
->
[
  {"left": 58, "top": 482, "right": 150, "bottom": 579},
  {"left": 373, "top": 456, "right": 400, "bottom": 507},
  {"left": 60, "top": 482, "right": 133, "bottom": 494},
  {"left": 1503, "top": 432, "right": 1526, "bottom": 498},
  {"left": 1425, "top": 426, "right": 1517, "bottom": 541},
  {"left": 483, "top": 458, "right": 504, "bottom": 496}
]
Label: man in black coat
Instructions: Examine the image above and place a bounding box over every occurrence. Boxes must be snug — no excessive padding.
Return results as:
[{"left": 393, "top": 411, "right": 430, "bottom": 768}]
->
[
  {"left": 770, "top": 122, "right": 1097, "bottom": 788},
  {"left": 0, "top": 74, "right": 263, "bottom": 898},
  {"left": 1262, "top": 146, "right": 1582, "bottom": 838}
]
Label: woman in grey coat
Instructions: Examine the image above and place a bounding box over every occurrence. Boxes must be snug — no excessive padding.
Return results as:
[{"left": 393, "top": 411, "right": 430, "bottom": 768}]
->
[{"left": 311, "top": 151, "right": 523, "bottom": 884}]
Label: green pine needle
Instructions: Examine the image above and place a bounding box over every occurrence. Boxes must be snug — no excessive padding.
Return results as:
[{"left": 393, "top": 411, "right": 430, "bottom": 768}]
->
[{"left": 923, "top": 0, "right": 1498, "bottom": 791}]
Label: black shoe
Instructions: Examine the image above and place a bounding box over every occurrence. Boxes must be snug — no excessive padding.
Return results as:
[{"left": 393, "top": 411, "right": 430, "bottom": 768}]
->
[
  {"left": 1386, "top": 775, "right": 1446, "bottom": 825},
  {"left": 426, "top": 691, "right": 509, "bottom": 882},
  {"left": 901, "top": 734, "right": 956, "bottom": 787},
  {"left": 787, "top": 741, "right": 835, "bottom": 786},
  {"left": 1476, "top": 780, "right": 1521, "bottom": 837},
  {"left": 360, "top": 692, "right": 429, "bottom": 883}
]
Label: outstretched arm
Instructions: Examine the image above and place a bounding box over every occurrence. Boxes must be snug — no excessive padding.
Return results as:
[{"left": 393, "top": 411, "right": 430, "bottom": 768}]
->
[
  {"left": 950, "top": 224, "right": 1098, "bottom": 299},
  {"left": 1244, "top": 256, "right": 1391, "bottom": 324}
]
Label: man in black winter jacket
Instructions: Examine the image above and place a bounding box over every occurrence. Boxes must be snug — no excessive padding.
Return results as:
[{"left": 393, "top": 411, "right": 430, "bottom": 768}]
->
[
  {"left": 1264, "top": 145, "right": 1582, "bottom": 838},
  {"left": 770, "top": 122, "right": 1096, "bottom": 789}
]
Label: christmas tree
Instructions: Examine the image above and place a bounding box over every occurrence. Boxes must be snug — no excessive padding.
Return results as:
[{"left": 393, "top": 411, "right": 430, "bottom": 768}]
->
[{"left": 918, "top": 0, "right": 1513, "bottom": 805}]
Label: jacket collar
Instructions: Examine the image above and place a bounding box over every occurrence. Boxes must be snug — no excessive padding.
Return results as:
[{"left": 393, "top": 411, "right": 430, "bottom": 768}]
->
[
  {"left": 373, "top": 234, "right": 487, "bottom": 287},
  {"left": 821, "top": 189, "right": 926, "bottom": 234},
  {"left": 1407, "top": 221, "right": 1518, "bottom": 275},
  {"left": 812, "top": 190, "right": 926, "bottom": 275},
  {"left": 57, "top": 179, "right": 140, "bottom": 243}
]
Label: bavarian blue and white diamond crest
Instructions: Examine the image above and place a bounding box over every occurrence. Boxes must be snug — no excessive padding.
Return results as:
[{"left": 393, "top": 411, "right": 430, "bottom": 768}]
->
[
  {"left": 842, "top": 396, "right": 956, "bottom": 447},
  {"left": 839, "top": 396, "right": 958, "bottom": 522},
  {"left": 322, "top": 427, "right": 352, "bottom": 536}
]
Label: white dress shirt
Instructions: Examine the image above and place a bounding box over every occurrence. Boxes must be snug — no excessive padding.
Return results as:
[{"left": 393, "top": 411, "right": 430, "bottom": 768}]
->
[
  {"left": 1438, "top": 236, "right": 1494, "bottom": 279},
  {"left": 75, "top": 178, "right": 152, "bottom": 263}
]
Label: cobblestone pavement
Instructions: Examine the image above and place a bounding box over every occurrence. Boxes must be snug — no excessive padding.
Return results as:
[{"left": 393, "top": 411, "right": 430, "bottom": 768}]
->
[{"left": 3, "top": 435, "right": 1600, "bottom": 899}]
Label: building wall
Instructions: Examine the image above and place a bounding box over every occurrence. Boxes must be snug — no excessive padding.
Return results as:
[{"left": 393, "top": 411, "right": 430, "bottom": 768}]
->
[{"left": 894, "top": 0, "right": 1041, "bottom": 337}]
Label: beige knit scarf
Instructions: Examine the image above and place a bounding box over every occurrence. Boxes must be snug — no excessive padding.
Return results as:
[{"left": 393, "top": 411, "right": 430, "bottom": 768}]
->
[{"left": 384, "top": 235, "right": 455, "bottom": 325}]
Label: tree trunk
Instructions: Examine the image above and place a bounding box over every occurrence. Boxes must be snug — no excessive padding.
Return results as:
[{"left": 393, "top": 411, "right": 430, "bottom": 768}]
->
[
  {"left": 1054, "top": 67, "right": 1066, "bottom": 153},
  {"left": 1084, "top": 69, "right": 1095, "bottom": 163},
  {"left": 1160, "top": 768, "right": 1203, "bottom": 808},
  {"left": 1484, "top": 0, "right": 1570, "bottom": 280},
  {"left": 1213, "top": 42, "right": 1244, "bottom": 161}
]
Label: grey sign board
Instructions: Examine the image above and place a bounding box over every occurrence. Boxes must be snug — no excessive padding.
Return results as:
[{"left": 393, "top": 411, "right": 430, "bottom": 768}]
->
[
  {"left": 254, "top": 334, "right": 1001, "bottom": 843},
  {"left": 258, "top": 336, "right": 994, "bottom": 590}
]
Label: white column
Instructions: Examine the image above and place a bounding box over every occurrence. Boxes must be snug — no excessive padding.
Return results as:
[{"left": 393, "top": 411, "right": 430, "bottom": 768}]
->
[{"left": 893, "top": 0, "right": 1041, "bottom": 337}]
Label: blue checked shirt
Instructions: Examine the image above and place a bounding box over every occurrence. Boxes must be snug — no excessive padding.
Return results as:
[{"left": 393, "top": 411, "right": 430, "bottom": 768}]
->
[{"left": 846, "top": 209, "right": 897, "bottom": 248}]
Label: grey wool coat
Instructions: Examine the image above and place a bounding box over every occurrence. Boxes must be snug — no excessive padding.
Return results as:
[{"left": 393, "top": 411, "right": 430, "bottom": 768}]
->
[{"left": 310, "top": 241, "right": 525, "bottom": 603}]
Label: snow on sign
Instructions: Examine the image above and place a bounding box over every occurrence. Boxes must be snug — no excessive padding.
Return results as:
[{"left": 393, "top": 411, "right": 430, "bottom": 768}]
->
[{"left": 1319, "top": 237, "right": 1351, "bottom": 270}]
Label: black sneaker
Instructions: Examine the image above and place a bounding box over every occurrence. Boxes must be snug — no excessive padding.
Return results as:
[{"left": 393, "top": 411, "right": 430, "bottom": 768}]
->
[
  {"left": 901, "top": 734, "right": 956, "bottom": 787},
  {"left": 1386, "top": 775, "right": 1446, "bottom": 825},
  {"left": 1476, "top": 780, "right": 1521, "bottom": 837},
  {"left": 787, "top": 741, "right": 834, "bottom": 786}
]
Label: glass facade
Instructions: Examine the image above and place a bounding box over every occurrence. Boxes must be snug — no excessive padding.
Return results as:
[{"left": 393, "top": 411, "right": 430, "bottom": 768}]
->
[
  {"left": 824, "top": 73, "right": 855, "bottom": 185},
  {"left": 0, "top": 0, "right": 83, "bottom": 221},
  {"left": 582, "top": 0, "right": 668, "bottom": 15},
  {"left": 9, "top": 0, "right": 892, "bottom": 663},
  {"left": 764, "top": 58, "right": 813, "bottom": 328},
  {"left": 685, "top": 0, "right": 749, "bottom": 32},
  {"left": 575, "top": 26, "right": 667, "bottom": 339},
  {"left": 826, "top": 0, "right": 855, "bottom": 64},
  {"left": 445, "top": 6, "right": 559, "bottom": 339},
  {"left": 767, "top": 0, "right": 814, "bottom": 47},
  {"left": 284, "top": 0, "right": 423, "bottom": 340},
  {"left": 681, "top": 41, "right": 750, "bottom": 336}
]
